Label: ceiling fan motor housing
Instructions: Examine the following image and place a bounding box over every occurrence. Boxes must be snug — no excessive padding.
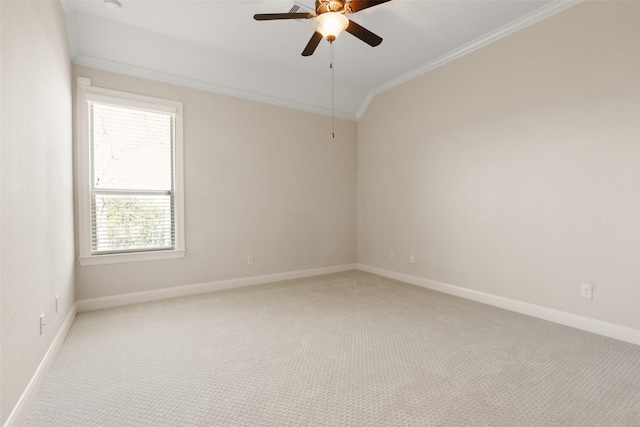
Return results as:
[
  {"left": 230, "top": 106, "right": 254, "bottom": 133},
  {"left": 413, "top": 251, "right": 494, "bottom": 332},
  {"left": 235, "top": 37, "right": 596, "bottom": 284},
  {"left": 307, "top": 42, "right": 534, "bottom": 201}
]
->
[{"left": 316, "top": 0, "right": 346, "bottom": 15}]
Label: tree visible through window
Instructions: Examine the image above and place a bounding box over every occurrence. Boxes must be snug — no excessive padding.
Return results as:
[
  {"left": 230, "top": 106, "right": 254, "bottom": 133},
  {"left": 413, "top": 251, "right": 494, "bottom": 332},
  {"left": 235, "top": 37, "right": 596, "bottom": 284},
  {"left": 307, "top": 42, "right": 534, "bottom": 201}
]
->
[
  {"left": 76, "top": 80, "right": 184, "bottom": 266},
  {"left": 90, "top": 102, "right": 176, "bottom": 254}
]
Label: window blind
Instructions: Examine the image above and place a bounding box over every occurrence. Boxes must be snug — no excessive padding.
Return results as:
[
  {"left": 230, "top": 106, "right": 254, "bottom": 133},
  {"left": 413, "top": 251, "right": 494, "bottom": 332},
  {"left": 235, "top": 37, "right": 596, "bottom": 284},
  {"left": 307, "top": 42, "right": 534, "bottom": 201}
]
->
[{"left": 90, "top": 102, "right": 176, "bottom": 254}]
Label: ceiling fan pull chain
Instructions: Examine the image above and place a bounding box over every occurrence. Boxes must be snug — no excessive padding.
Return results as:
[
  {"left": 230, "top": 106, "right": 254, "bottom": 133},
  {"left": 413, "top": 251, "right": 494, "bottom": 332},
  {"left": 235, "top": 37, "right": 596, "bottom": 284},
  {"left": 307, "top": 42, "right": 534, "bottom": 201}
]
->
[{"left": 330, "top": 41, "right": 335, "bottom": 139}]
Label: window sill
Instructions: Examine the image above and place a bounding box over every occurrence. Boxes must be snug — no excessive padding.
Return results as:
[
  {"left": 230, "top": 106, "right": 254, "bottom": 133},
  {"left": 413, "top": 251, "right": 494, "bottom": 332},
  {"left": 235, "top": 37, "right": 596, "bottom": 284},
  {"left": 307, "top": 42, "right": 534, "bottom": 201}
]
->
[{"left": 78, "top": 249, "right": 186, "bottom": 266}]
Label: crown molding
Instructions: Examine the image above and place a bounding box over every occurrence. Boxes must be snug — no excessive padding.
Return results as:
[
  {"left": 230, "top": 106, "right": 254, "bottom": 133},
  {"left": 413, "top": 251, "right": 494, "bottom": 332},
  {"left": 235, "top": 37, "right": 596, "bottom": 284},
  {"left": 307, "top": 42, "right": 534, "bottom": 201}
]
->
[
  {"left": 356, "top": 0, "right": 582, "bottom": 120},
  {"left": 65, "top": 1, "right": 580, "bottom": 123},
  {"left": 72, "top": 56, "right": 357, "bottom": 121}
]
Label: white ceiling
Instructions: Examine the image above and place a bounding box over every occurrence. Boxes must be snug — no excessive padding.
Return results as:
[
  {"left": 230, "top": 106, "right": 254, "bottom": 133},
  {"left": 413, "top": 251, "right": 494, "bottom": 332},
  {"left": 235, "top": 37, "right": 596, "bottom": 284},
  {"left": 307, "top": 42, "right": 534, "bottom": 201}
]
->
[{"left": 61, "top": 0, "right": 578, "bottom": 119}]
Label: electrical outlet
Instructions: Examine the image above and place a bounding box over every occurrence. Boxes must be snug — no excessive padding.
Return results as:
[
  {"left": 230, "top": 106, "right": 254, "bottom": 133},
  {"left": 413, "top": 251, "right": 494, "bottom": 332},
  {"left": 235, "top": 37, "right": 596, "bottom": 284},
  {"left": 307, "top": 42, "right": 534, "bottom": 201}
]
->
[
  {"left": 40, "top": 314, "right": 46, "bottom": 335},
  {"left": 580, "top": 283, "right": 593, "bottom": 299},
  {"left": 409, "top": 255, "right": 415, "bottom": 264},
  {"left": 247, "top": 255, "right": 254, "bottom": 265},
  {"left": 388, "top": 251, "right": 394, "bottom": 260}
]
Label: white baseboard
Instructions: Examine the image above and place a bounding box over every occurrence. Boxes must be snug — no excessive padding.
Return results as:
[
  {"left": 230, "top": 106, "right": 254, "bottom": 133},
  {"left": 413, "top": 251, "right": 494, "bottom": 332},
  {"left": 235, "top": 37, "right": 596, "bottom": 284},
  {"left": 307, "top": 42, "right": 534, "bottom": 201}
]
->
[
  {"left": 76, "top": 264, "right": 357, "bottom": 312},
  {"left": 4, "top": 303, "right": 77, "bottom": 427},
  {"left": 357, "top": 264, "right": 640, "bottom": 346}
]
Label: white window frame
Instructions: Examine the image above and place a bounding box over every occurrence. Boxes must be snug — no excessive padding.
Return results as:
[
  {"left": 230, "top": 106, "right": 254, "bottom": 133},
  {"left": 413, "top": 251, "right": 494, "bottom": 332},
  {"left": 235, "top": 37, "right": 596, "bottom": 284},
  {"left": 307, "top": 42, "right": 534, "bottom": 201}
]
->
[{"left": 76, "top": 77, "right": 185, "bottom": 266}]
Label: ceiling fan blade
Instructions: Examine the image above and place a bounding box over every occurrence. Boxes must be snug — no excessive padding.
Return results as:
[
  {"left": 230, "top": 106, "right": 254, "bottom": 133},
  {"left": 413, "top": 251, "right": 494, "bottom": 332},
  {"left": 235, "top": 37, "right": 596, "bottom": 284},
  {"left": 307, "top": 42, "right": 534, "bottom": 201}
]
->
[
  {"left": 253, "top": 12, "right": 315, "bottom": 21},
  {"left": 346, "top": 0, "right": 391, "bottom": 14},
  {"left": 302, "top": 32, "right": 323, "bottom": 56},
  {"left": 345, "top": 20, "right": 383, "bottom": 47}
]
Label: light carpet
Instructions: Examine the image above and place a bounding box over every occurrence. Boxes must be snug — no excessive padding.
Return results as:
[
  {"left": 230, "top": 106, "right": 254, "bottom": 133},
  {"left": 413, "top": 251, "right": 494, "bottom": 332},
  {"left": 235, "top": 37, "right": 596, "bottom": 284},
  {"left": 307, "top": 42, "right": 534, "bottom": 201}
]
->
[{"left": 26, "top": 271, "right": 640, "bottom": 426}]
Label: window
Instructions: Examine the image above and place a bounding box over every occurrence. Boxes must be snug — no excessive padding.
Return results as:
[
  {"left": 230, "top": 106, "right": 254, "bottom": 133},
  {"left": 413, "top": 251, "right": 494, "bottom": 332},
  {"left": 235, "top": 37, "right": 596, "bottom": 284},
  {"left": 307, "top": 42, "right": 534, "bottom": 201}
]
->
[{"left": 77, "top": 78, "right": 185, "bottom": 265}]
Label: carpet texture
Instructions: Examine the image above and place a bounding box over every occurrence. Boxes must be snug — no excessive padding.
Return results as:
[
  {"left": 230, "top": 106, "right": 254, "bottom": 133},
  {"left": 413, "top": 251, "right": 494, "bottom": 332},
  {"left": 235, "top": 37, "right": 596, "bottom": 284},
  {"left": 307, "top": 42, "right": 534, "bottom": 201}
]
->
[{"left": 26, "top": 271, "right": 640, "bottom": 426}]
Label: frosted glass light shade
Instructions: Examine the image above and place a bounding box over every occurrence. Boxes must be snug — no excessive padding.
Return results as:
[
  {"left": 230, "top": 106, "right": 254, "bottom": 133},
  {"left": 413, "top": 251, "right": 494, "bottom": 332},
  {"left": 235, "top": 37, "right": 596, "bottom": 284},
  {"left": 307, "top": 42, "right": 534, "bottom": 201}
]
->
[{"left": 313, "top": 12, "right": 349, "bottom": 41}]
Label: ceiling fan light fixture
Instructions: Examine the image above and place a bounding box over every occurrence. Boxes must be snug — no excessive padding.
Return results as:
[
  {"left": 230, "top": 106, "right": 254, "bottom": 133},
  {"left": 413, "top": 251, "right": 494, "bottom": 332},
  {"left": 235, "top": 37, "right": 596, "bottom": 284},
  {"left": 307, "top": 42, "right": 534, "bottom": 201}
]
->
[{"left": 313, "top": 12, "right": 349, "bottom": 42}]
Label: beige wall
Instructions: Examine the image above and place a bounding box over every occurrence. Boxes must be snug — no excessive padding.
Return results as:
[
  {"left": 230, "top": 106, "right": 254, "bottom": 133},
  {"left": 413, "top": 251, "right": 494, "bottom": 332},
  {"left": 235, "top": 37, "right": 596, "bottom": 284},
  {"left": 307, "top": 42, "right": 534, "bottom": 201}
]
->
[
  {"left": 73, "top": 66, "right": 357, "bottom": 300},
  {"left": 0, "top": 0, "right": 75, "bottom": 423},
  {"left": 357, "top": 1, "right": 640, "bottom": 330},
  {"left": 1, "top": 1, "right": 637, "bottom": 421}
]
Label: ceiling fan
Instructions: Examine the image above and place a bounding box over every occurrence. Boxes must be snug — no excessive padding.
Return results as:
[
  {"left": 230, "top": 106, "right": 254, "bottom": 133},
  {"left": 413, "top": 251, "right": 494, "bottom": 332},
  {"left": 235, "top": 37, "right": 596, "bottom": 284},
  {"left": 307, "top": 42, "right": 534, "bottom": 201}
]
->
[{"left": 254, "top": 0, "right": 391, "bottom": 56}]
